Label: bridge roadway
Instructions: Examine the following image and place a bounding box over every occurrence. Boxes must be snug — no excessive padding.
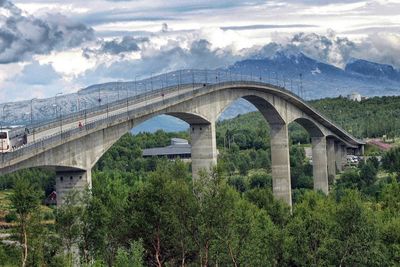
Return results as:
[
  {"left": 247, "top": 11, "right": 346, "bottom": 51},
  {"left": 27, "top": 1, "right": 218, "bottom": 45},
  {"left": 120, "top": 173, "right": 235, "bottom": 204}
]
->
[
  {"left": 28, "top": 85, "right": 195, "bottom": 143},
  {"left": 0, "top": 79, "right": 364, "bottom": 208}
]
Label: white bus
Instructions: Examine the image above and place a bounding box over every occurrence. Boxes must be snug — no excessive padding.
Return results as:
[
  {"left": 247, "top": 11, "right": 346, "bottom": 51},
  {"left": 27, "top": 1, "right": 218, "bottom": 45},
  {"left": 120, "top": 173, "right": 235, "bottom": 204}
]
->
[
  {"left": 0, "top": 129, "right": 11, "bottom": 152},
  {"left": 0, "top": 128, "right": 27, "bottom": 153}
]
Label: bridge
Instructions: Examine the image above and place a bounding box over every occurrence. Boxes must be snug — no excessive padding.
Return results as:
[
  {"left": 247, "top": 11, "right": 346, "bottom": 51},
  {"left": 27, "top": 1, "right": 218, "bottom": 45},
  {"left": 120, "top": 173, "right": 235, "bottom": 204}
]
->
[{"left": 0, "top": 70, "right": 364, "bottom": 207}]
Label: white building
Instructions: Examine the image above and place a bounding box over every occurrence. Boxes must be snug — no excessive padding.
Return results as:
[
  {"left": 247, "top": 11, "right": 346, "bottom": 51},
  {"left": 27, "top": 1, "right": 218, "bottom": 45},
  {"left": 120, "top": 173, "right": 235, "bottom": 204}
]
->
[{"left": 347, "top": 92, "right": 362, "bottom": 102}]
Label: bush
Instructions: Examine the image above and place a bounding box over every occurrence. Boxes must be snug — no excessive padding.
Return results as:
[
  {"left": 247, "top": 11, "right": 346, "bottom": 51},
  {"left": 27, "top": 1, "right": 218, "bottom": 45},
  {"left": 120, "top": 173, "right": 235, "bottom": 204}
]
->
[
  {"left": 247, "top": 170, "right": 272, "bottom": 189},
  {"left": 4, "top": 211, "right": 17, "bottom": 223}
]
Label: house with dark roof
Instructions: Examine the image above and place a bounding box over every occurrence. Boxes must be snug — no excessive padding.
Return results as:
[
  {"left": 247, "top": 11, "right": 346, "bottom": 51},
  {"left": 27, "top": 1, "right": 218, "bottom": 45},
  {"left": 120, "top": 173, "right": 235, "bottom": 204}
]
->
[{"left": 142, "top": 138, "right": 191, "bottom": 159}]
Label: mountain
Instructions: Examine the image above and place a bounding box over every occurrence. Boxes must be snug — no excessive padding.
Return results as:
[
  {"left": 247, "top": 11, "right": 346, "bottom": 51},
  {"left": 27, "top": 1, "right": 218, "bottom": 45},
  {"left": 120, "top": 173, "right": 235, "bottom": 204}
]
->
[
  {"left": 1, "top": 52, "right": 400, "bottom": 133},
  {"left": 345, "top": 59, "right": 400, "bottom": 82}
]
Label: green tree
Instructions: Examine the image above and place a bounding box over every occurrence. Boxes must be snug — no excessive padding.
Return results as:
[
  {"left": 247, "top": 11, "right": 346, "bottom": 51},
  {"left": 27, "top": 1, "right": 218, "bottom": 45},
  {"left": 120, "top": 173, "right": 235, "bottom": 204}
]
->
[
  {"left": 324, "top": 190, "right": 384, "bottom": 266},
  {"left": 382, "top": 147, "right": 400, "bottom": 177},
  {"left": 56, "top": 190, "right": 87, "bottom": 266},
  {"left": 114, "top": 240, "right": 145, "bottom": 267},
  {"left": 284, "top": 191, "right": 333, "bottom": 266},
  {"left": 9, "top": 178, "right": 43, "bottom": 267}
]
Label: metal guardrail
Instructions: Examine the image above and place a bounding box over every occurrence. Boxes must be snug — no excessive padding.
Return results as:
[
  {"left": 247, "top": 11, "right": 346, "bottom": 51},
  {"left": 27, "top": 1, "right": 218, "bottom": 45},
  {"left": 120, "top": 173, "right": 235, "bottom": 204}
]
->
[{"left": 16, "top": 69, "right": 300, "bottom": 132}]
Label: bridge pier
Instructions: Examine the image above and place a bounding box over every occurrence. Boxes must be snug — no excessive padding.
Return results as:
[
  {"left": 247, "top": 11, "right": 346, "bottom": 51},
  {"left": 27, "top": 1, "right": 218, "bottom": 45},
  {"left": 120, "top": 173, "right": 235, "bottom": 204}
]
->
[
  {"left": 326, "top": 138, "right": 336, "bottom": 183},
  {"left": 335, "top": 142, "right": 346, "bottom": 173},
  {"left": 190, "top": 122, "right": 217, "bottom": 178},
  {"left": 335, "top": 142, "right": 342, "bottom": 172},
  {"left": 270, "top": 123, "right": 292, "bottom": 207},
  {"left": 55, "top": 168, "right": 92, "bottom": 206},
  {"left": 312, "top": 136, "right": 329, "bottom": 194}
]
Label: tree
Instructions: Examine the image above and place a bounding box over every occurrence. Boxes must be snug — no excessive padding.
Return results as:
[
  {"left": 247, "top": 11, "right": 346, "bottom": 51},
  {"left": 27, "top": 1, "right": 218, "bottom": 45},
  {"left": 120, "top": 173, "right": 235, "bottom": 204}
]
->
[
  {"left": 9, "top": 178, "right": 43, "bottom": 267},
  {"left": 86, "top": 173, "right": 132, "bottom": 266},
  {"left": 114, "top": 240, "right": 145, "bottom": 267},
  {"left": 324, "top": 190, "right": 384, "bottom": 266},
  {"left": 359, "top": 158, "right": 379, "bottom": 186},
  {"left": 284, "top": 191, "right": 334, "bottom": 266},
  {"left": 382, "top": 147, "right": 400, "bottom": 177},
  {"left": 56, "top": 190, "right": 87, "bottom": 266}
]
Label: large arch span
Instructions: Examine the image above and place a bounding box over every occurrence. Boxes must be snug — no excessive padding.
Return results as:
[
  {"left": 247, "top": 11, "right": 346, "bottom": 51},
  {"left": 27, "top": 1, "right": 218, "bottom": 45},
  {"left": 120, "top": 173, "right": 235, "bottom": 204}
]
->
[{"left": 0, "top": 79, "right": 364, "bottom": 207}]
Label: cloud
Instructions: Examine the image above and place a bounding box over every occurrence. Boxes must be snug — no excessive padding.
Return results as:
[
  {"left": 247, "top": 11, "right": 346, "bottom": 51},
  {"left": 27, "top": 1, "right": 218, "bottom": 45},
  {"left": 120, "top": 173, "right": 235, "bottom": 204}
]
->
[
  {"left": 253, "top": 30, "right": 400, "bottom": 70},
  {"left": 76, "top": 38, "right": 240, "bottom": 86},
  {"left": 0, "top": 0, "right": 94, "bottom": 64},
  {"left": 353, "top": 32, "right": 400, "bottom": 69},
  {"left": 98, "top": 36, "right": 149, "bottom": 55},
  {"left": 221, "top": 24, "right": 317, "bottom": 31},
  {"left": 11, "top": 60, "right": 61, "bottom": 85},
  {"left": 287, "top": 30, "right": 356, "bottom": 67},
  {"left": 282, "top": 0, "right": 366, "bottom": 5}
]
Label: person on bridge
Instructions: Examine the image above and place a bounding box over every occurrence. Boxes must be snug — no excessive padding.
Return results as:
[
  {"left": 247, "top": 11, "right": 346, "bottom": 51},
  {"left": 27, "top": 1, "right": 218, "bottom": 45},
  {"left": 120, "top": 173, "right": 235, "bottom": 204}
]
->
[{"left": 78, "top": 121, "right": 83, "bottom": 129}]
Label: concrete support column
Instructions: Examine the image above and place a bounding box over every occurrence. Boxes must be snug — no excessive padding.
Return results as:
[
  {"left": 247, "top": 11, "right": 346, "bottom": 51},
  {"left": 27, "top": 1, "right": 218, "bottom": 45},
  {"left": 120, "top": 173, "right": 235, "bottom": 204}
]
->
[
  {"left": 270, "top": 123, "right": 292, "bottom": 207},
  {"left": 335, "top": 142, "right": 343, "bottom": 172},
  {"left": 341, "top": 145, "right": 347, "bottom": 167},
  {"left": 312, "top": 136, "right": 329, "bottom": 194},
  {"left": 190, "top": 122, "right": 217, "bottom": 178},
  {"left": 356, "top": 145, "right": 364, "bottom": 156},
  {"left": 55, "top": 168, "right": 92, "bottom": 206},
  {"left": 326, "top": 138, "right": 336, "bottom": 183}
]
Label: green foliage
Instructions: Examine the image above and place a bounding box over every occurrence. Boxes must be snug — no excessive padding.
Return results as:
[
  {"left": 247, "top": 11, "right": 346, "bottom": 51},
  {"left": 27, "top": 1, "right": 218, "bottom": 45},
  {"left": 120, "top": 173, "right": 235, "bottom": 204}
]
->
[
  {"left": 8, "top": 179, "right": 51, "bottom": 267},
  {"left": 284, "top": 191, "right": 334, "bottom": 266},
  {"left": 9, "top": 178, "right": 42, "bottom": 220},
  {"left": 5, "top": 210, "right": 17, "bottom": 222},
  {"left": 0, "top": 168, "right": 54, "bottom": 193},
  {"left": 114, "top": 240, "right": 145, "bottom": 267},
  {"left": 310, "top": 95, "right": 400, "bottom": 138},
  {"left": 324, "top": 190, "right": 385, "bottom": 266},
  {"left": 381, "top": 146, "right": 400, "bottom": 176},
  {"left": 0, "top": 243, "right": 20, "bottom": 266}
]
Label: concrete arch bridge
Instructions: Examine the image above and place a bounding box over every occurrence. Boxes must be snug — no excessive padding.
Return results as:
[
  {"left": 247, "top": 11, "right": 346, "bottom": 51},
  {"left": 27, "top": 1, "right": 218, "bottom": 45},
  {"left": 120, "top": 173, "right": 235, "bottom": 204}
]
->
[{"left": 0, "top": 70, "right": 364, "bottom": 207}]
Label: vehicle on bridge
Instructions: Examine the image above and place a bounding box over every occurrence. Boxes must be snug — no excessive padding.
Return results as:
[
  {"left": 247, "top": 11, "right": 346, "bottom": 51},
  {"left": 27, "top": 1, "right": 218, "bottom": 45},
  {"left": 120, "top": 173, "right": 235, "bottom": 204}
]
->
[
  {"left": 0, "top": 128, "right": 27, "bottom": 153},
  {"left": 0, "top": 130, "right": 10, "bottom": 152}
]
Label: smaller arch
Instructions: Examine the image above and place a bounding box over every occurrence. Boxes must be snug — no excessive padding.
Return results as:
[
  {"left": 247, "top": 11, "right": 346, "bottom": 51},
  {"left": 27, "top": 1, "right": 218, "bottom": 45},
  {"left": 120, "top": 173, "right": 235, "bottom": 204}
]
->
[
  {"left": 293, "top": 118, "right": 324, "bottom": 138},
  {"left": 215, "top": 93, "right": 286, "bottom": 126},
  {"left": 165, "top": 112, "right": 211, "bottom": 125}
]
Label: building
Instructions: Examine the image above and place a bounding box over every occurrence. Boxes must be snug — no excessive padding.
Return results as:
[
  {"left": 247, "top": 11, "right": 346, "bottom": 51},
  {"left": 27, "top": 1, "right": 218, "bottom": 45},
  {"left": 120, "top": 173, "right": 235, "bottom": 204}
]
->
[
  {"left": 142, "top": 138, "right": 191, "bottom": 159},
  {"left": 347, "top": 92, "right": 362, "bottom": 102}
]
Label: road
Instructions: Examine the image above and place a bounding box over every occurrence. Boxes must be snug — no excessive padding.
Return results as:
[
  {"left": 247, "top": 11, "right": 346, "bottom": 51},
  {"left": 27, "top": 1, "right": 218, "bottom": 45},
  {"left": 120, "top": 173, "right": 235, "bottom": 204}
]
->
[{"left": 25, "top": 85, "right": 196, "bottom": 144}]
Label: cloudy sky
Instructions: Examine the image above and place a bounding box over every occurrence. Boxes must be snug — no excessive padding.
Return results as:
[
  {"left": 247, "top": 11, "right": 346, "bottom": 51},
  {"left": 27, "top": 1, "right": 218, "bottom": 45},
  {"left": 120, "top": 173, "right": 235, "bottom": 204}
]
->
[{"left": 0, "top": 0, "right": 399, "bottom": 103}]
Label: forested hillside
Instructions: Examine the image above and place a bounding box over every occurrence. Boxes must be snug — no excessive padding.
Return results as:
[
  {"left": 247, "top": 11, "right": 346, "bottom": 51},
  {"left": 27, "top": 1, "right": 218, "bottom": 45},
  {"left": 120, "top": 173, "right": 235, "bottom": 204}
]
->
[{"left": 310, "top": 96, "right": 400, "bottom": 138}]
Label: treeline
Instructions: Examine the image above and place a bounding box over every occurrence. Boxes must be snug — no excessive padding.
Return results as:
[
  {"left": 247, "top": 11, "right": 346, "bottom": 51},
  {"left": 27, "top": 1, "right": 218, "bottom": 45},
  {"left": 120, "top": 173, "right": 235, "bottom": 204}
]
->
[
  {"left": 2, "top": 148, "right": 400, "bottom": 266},
  {"left": 310, "top": 95, "right": 400, "bottom": 138}
]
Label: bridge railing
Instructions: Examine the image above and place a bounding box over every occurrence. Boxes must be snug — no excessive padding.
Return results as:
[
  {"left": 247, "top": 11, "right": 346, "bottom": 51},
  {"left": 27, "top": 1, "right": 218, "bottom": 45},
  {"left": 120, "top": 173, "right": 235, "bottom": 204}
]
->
[{"left": 21, "top": 69, "right": 303, "bottom": 132}]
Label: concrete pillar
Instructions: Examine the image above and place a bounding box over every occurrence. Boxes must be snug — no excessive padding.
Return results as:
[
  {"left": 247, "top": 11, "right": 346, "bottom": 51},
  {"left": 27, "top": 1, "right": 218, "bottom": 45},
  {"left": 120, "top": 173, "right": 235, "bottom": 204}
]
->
[
  {"left": 355, "top": 145, "right": 364, "bottom": 156},
  {"left": 312, "top": 136, "right": 329, "bottom": 194},
  {"left": 335, "top": 142, "right": 343, "bottom": 172},
  {"left": 270, "top": 123, "right": 292, "bottom": 207},
  {"left": 55, "top": 168, "right": 92, "bottom": 206},
  {"left": 326, "top": 138, "right": 336, "bottom": 183},
  {"left": 190, "top": 122, "right": 217, "bottom": 178},
  {"left": 341, "top": 145, "right": 347, "bottom": 167}
]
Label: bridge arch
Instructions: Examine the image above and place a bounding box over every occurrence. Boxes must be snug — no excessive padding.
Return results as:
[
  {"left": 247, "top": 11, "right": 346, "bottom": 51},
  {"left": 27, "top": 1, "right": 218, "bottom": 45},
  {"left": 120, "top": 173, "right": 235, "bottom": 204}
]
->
[
  {"left": 91, "top": 111, "right": 214, "bottom": 170},
  {"left": 287, "top": 117, "right": 329, "bottom": 194},
  {"left": 213, "top": 91, "right": 291, "bottom": 204},
  {"left": 291, "top": 117, "right": 324, "bottom": 138}
]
